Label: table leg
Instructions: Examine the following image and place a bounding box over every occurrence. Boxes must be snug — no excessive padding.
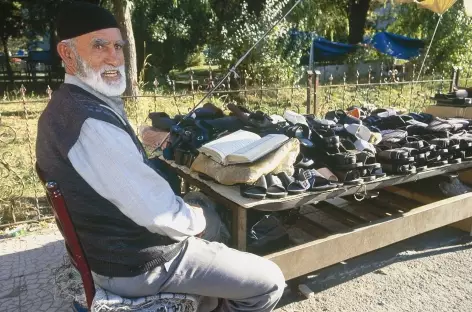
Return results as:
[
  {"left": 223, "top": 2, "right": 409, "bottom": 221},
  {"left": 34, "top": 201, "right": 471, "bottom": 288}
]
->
[{"left": 232, "top": 206, "right": 247, "bottom": 251}]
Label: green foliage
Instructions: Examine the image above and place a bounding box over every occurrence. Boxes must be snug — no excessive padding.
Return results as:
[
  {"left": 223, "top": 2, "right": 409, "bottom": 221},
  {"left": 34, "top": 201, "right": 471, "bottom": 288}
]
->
[
  {"left": 0, "top": 1, "right": 24, "bottom": 42},
  {"left": 132, "top": 0, "right": 213, "bottom": 75},
  {"left": 387, "top": 2, "right": 472, "bottom": 74},
  {"left": 208, "top": 0, "right": 302, "bottom": 83},
  {"left": 289, "top": 0, "right": 349, "bottom": 41},
  {"left": 185, "top": 50, "right": 206, "bottom": 68}
]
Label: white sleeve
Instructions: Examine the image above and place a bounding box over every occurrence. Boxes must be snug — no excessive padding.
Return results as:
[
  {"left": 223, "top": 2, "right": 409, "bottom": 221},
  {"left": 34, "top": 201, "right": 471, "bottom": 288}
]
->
[{"left": 68, "top": 118, "right": 206, "bottom": 241}]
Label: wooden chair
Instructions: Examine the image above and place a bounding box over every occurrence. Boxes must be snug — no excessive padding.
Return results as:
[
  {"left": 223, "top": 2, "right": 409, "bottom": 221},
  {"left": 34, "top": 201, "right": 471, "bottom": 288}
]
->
[{"left": 35, "top": 163, "right": 95, "bottom": 310}]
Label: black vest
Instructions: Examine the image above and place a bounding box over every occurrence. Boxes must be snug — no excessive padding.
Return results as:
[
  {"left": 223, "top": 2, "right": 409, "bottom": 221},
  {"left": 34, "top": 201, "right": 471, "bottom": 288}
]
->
[{"left": 36, "top": 83, "right": 184, "bottom": 277}]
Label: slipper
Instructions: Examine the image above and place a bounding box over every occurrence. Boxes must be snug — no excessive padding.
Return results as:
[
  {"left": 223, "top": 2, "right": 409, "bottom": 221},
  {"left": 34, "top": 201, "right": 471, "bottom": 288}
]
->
[
  {"left": 369, "top": 132, "right": 383, "bottom": 145},
  {"left": 381, "top": 163, "right": 410, "bottom": 174},
  {"left": 347, "top": 107, "right": 367, "bottom": 120},
  {"left": 406, "top": 165, "right": 417, "bottom": 174},
  {"left": 353, "top": 139, "right": 376, "bottom": 153},
  {"left": 378, "top": 149, "right": 410, "bottom": 162},
  {"left": 399, "top": 147, "right": 427, "bottom": 163},
  {"left": 149, "top": 112, "right": 177, "bottom": 131},
  {"left": 325, "top": 109, "right": 361, "bottom": 125},
  {"left": 294, "top": 153, "right": 315, "bottom": 168},
  {"left": 371, "top": 167, "right": 387, "bottom": 179},
  {"left": 372, "top": 108, "right": 397, "bottom": 118},
  {"left": 317, "top": 167, "right": 341, "bottom": 184},
  {"left": 265, "top": 174, "right": 288, "bottom": 199},
  {"left": 357, "top": 151, "right": 381, "bottom": 170},
  {"left": 380, "top": 129, "right": 408, "bottom": 143},
  {"left": 285, "top": 124, "right": 311, "bottom": 140},
  {"left": 333, "top": 169, "right": 364, "bottom": 185},
  {"left": 283, "top": 110, "right": 309, "bottom": 127},
  {"left": 277, "top": 172, "right": 309, "bottom": 195},
  {"left": 240, "top": 176, "right": 267, "bottom": 199},
  {"left": 336, "top": 161, "right": 363, "bottom": 170},
  {"left": 305, "top": 115, "right": 336, "bottom": 130},
  {"left": 404, "top": 137, "right": 436, "bottom": 153},
  {"left": 345, "top": 124, "right": 372, "bottom": 142},
  {"left": 299, "top": 169, "right": 338, "bottom": 191}
]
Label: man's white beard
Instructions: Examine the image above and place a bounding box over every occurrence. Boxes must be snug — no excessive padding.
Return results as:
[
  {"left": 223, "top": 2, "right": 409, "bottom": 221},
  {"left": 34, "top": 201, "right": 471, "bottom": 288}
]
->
[{"left": 75, "top": 57, "right": 126, "bottom": 97}]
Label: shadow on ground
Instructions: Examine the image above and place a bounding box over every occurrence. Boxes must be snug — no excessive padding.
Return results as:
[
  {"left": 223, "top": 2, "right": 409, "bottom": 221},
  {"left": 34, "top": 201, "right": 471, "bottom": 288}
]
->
[
  {"left": 277, "top": 227, "right": 472, "bottom": 308},
  {"left": 1, "top": 226, "right": 471, "bottom": 311},
  {"left": 0, "top": 233, "right": 69, "bottom": 312}
]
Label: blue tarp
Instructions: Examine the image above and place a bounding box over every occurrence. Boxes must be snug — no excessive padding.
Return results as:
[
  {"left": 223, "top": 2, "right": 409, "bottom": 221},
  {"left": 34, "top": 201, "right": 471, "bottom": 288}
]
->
[
  {"left": 312, "top": 37, "right": 359, "bottom": 60},
  {"left": 368, "top": 32, "right": 425, "bottom": 60},
  {"left": 292, "top": 29, "right": 425, "bottom": 63}
]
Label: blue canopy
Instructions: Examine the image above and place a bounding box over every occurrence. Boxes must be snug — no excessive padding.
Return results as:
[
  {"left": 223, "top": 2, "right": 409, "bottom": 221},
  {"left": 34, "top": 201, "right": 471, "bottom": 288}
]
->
[
  {"left": 312, "top": 37, "right": 358, "bottom": 60},
  {"left": 291, "top": 28, "right": 425, "bottom": 64},
  {"left": 368, "top": 32, "right": 425, "bottom": 60}
]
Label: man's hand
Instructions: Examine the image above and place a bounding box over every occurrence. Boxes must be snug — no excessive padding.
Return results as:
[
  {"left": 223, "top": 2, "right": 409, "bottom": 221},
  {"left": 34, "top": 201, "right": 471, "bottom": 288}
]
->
[
  {"left": 189, "top": 204, "right": 206, "bottom": 238},
  {"left": 190, "top": 204, "right": 204, "bottom": 215}
]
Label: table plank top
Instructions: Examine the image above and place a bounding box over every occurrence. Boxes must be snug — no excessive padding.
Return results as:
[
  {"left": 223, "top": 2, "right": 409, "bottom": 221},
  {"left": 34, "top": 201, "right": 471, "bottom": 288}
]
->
[{"left": 162, "top": 157, "right": 472, "bottom": 211}]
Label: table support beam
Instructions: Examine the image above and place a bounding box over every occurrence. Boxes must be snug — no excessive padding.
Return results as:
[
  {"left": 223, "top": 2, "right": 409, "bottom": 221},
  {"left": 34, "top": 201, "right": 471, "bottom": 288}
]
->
[{"left": 232, "top": 207, "right": 247, "bottom": 251}]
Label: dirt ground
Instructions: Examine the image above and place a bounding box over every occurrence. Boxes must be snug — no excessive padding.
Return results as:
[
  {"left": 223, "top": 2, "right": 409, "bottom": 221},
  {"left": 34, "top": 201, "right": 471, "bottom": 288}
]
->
[
  {"left": 277, "top": 227, "right": 472, "bottom": 312},
  {"left": 1, "top": 225, "right": 471, "bottom": 312}
]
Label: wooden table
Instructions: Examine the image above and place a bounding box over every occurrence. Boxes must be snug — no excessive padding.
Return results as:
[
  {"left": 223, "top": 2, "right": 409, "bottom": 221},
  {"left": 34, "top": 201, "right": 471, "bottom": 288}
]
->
[{"left": 162, "top": 157, "right": 472, "bottom": 282}]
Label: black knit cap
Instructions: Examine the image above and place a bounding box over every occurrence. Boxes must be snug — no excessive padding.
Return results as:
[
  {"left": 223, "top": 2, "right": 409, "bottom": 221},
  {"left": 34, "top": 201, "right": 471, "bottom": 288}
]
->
[{"left": 57, "top": 1, "right": 119, "bottom": 41}]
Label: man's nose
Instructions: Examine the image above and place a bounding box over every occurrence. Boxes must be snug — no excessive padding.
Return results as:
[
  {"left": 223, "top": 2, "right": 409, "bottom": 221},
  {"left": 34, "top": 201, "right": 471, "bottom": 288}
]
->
[{"left": 105, "top": 48, "right": 121, "bottom": 67}]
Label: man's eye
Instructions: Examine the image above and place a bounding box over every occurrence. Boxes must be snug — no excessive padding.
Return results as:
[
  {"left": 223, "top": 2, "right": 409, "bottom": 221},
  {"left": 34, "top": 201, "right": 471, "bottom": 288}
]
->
[
  {"left": 94, "top": 44, "right": 104, "bottom": 50},
  {"left": 115, "top": 44, "right": 123, "bottom": 50}
]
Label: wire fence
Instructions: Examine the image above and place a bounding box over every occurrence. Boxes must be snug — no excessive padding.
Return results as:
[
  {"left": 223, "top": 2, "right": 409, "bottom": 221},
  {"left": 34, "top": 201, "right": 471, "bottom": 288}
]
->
[{"left": 0, "top": 62, "right": 470, "bottom": 226}]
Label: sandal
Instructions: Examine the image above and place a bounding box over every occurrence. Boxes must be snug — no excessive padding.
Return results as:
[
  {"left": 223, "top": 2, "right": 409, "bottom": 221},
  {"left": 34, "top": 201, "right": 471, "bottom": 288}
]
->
[
  {"left": 317, "top": 167, "right": 342, "bottom": 185},
  {"left": 357, "top": 151, "right": 381, "bottom": 170},
  {"left": 265, "top": 174, "right": 288, "bottom": 199},
  {"left": 378, "top": 149, "right": 410, "bottom": 162},
  {"left": 277, "top": 172, "right": 309, "bottom": 195},
  {"left": 294, "top": 153, "right": 315, "bottom": 169},
  {"left": 333, "top": 169, "right": 364, "bottom": 185},
  {"left": 299, "top": 169, "right": 338, "bottom": 191},
  {"left": 381, "top": 163, "right": 413, "bottom": 175},
  {"left": 240, "top": 176, "right": 267, "bottom": 199},
  {"left": 325, "top": 109, "right": 361, "bottom": 125}
]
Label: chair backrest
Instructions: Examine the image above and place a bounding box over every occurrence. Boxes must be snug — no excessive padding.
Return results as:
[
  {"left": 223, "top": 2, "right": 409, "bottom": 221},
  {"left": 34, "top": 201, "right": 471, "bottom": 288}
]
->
[{"left": 35, "top": 163, "right": 95, "bottom": 309}]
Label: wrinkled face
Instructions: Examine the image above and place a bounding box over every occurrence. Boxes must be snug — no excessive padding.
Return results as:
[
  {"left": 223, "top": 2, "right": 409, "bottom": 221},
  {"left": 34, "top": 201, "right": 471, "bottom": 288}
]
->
[{"left": 58, "top": 28, "right": 126, "bottom": 97}]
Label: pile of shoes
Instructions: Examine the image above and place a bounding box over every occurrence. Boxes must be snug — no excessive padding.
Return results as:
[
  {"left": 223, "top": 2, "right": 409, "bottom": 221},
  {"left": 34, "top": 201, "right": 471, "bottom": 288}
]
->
[{"left": 147, "top": 102, "right": 472, "bottom": 201}]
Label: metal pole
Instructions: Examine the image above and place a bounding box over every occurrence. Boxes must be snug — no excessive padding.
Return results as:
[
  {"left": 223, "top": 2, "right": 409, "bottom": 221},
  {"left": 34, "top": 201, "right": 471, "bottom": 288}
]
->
[
  {"left": 306, "top": 70, "right": 313, "bottom": 114},
  {"left": 313, "top": 70, "right": 321, "bottom": 116}
]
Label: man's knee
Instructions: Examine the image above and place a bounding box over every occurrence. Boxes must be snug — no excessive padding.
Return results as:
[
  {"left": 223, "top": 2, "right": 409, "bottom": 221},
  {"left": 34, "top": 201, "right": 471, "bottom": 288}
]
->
[
  {"left": 255, "top": 258, "right": 286, "bottom": 298},
  {"left": 267, "top": 260, "right": 286, "bottom": 295},
  {"left": 237, "top": 259, "right": 285, "bottom": 312}
]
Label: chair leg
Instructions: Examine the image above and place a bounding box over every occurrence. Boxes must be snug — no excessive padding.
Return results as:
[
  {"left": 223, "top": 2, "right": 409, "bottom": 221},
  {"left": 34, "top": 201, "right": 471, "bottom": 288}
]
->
[{"left": 72, "top": 299, "right": 89, "bottom": 312}]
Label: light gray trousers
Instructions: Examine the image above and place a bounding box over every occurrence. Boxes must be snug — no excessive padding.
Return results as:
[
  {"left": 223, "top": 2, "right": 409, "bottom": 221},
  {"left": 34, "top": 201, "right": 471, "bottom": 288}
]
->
[{"left": 92, "top": 192, "right": 286, "bottom": 312}]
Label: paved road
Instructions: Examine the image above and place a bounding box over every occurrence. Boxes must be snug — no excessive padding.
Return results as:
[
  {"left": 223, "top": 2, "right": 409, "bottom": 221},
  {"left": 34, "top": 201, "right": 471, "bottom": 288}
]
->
[
  {"left": 1, "top": 226, "right": 471, "bottom": 312},
  {"left": 0, "top": 228, "right": 69, "bottom": 312}
]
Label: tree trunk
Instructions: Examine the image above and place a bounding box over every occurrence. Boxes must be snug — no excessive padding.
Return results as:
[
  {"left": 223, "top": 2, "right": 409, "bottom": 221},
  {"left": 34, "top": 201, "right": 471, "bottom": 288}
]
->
[
  {"left": 347, "top": 0, "right": 371, "bottom": 44},
  {"left": 49, "top": 21, "right": 60, "bottom": 67},
  {"left": 2, "top": 37, "right": 14, "bottom": 83},
  {"left": 112, "top": 0, "right": 139, "bottom": 98}
]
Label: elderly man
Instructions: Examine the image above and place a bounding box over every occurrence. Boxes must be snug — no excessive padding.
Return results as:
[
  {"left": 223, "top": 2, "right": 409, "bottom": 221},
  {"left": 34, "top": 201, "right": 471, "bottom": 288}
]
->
[{"left": 36, "top": 2, "right": 285, "bottom": 311}]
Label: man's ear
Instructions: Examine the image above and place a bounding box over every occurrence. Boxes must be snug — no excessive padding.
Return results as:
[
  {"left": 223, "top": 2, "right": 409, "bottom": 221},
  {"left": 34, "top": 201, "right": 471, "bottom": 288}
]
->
[{"left": 57, "top": 42, "right": 77, "bottom": 73}]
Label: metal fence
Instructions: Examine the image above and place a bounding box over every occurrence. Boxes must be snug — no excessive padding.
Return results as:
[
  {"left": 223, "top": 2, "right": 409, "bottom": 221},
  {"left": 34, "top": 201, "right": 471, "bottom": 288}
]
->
[{"left": 0, "top": 63, "right": 470, "bottom": 226}]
